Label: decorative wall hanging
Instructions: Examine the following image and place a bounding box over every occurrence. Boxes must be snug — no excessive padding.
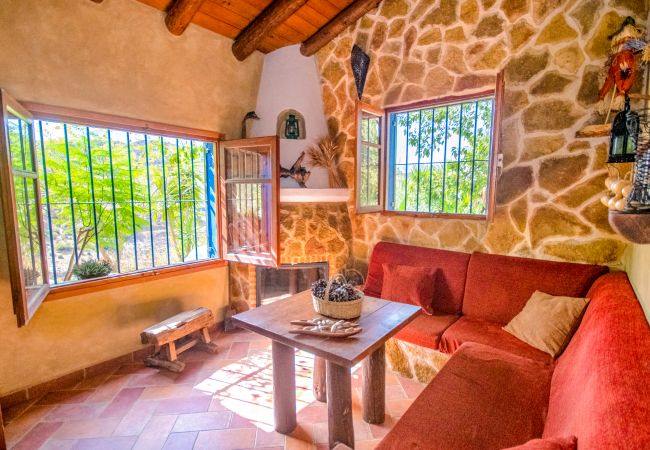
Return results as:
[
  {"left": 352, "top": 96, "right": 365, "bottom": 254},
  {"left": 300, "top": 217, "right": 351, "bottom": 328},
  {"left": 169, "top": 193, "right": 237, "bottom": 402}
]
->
[
  {"left": 306, "top": 135, "right": 345, "bottom": 188},
  {"left": 596, "top": 17, "right": 649, "bottom": 119},
  {"left": 280, "top": 151, "right": 311, "bottom": 188},
  {"left": 241, "top": 111, "right": 260, "bottom": 138},
  {"left": 351, "top": 44, "right": 370, "bottom": 100}
]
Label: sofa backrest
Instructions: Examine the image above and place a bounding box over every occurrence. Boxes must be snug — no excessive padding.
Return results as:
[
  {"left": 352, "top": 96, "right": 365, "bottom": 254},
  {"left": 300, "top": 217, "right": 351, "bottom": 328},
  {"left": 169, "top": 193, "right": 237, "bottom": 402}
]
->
[
  {"left": 543, "top": 272, "right": 650, "bottom": 448},
  {"left": 462, "top": 252, "right": 608, "bottom": 324},
  {"left": 364, "top": 241, "right": 470, "bottom": 315}
]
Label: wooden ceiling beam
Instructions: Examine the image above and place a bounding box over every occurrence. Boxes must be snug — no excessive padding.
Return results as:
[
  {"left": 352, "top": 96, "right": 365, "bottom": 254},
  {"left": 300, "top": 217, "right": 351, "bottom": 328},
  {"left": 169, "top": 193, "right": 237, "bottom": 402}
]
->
[
  {"left": 300, "top": 0, "right": 381, "bottom": 56},
  {"left": 232, "top": 0, "right": 309, "bottom": 61},
  {"left": 165, "top": 0, "right": 206, "bottom": 35}
]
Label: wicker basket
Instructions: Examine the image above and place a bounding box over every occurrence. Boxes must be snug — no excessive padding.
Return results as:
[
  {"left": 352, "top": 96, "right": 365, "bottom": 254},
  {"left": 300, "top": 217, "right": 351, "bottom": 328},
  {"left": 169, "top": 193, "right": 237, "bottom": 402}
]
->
[{"left": 312, "top": 272, "right": 364, "bottom": 319}]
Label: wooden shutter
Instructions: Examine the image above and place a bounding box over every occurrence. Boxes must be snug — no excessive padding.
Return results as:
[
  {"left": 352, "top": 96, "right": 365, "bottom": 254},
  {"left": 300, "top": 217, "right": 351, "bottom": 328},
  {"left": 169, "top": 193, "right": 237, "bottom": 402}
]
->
[
  {"left": 0, "top": 89, "right": 50, "bottom": 326},
  {"left": 219, "top": 136, "right": 279, "bottom": 267}
]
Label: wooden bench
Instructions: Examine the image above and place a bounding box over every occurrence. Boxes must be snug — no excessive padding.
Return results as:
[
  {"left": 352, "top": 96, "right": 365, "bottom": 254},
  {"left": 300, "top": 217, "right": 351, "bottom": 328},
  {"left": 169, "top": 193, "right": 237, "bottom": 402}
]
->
[{"left": 140, "top": 307, "right": 218, "bottom": 372}]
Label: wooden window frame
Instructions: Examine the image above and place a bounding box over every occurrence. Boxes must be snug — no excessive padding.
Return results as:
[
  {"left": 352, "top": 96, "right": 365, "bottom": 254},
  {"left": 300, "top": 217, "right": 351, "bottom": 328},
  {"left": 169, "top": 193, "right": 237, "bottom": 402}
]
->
[
  {"left": 382, "top": 72, "right": 503, "bottom": 221},
  {"left": 0, "top": 90, "right": 51, "bottom": 326},
  {"left": 219, "top": 136, "right": 280, "bottom": 267},
  {"left": 18, "top": 102, "right": 226, "bottom": 302},
  {"left": 355, "top": 102, "right": 385, "bottom": 214}
]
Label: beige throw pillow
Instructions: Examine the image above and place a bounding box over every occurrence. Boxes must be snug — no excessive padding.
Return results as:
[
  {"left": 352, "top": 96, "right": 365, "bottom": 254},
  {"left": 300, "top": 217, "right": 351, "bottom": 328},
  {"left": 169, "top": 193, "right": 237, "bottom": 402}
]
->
[{"left": 503, "top": 291, "right": 589, "bottom": 358}]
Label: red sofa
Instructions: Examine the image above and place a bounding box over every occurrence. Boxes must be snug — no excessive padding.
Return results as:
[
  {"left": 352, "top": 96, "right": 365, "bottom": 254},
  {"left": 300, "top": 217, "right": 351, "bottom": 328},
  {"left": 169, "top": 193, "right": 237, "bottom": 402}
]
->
[{"left": 364, "top": 242, "right": 650, "bottom": 449}]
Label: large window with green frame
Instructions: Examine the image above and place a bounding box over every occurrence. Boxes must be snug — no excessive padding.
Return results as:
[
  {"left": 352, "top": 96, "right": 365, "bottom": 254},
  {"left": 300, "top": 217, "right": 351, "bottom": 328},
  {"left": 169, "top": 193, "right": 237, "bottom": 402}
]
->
[
  {"left": 35, "top": 120, "right": 219, "bottom": 285},
  {"left": 387, "top": 95, "right": 496, "bottom": 217}
]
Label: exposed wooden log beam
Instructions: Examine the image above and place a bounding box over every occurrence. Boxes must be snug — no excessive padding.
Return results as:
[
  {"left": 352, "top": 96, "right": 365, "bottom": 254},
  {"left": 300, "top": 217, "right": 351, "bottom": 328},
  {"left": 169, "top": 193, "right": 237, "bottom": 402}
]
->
[
  {"left": 300, "top": 0, "right": 382, "bottom": 57},
  {"left": 232, "top": 0, "right": 309, "bottom": 61},
  {"left": 89, "top": 0, "right": 104, "bottom": 3},
  {"left": 165, "top": 0, "right": 206, "bottom": 36}
]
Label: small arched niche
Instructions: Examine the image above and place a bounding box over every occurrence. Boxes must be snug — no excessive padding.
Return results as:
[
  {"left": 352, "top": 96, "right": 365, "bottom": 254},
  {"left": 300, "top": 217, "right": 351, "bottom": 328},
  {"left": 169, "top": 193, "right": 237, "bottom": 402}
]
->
[{"left": 277, "top": 109, "right": 306, "bottom": 140}]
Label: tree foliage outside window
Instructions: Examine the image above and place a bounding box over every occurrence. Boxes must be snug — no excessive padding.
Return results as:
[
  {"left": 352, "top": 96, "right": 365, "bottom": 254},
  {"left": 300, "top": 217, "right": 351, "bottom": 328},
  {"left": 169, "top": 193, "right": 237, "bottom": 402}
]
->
[
  {"left": 35, "top": 121, "right": 216, "bottom": 284},
  {"left": 389, "top": 98, "right": 494, "bottom": 215}
]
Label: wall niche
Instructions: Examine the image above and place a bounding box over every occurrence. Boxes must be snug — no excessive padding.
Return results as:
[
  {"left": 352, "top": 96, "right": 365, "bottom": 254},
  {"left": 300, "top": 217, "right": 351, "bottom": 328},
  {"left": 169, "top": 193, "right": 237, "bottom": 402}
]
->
[{"left": 277, "top": 109, "right": 306, "bottom": 140}]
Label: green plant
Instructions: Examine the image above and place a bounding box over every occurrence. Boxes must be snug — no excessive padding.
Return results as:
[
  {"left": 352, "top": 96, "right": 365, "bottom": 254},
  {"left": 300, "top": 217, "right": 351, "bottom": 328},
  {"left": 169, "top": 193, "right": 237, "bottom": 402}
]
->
[{"left": 72, "top": 259, "right": 112, "bottom": 280}]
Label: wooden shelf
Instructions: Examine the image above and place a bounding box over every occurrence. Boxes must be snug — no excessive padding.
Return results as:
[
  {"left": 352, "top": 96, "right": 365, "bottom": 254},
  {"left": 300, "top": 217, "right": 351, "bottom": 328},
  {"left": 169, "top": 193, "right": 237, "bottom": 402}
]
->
[
  {"left": 280, "top": 188, "right": 349, "bottom": 203},
  {"left": 608, "top": 211, "right": 650, "bottom": 244},
  {"left": 576, "top": 123, "right": 611, "bottom": 138}
]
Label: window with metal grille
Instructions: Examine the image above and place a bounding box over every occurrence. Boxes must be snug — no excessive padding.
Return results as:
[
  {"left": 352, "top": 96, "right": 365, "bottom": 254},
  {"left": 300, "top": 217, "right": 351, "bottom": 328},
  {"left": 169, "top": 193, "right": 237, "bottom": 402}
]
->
[
  {"left": 35, "top": 120, "right": 218, "bottom": 285},
  {"left": 387, "top": 96, "right": 495, "bottom": 217}
]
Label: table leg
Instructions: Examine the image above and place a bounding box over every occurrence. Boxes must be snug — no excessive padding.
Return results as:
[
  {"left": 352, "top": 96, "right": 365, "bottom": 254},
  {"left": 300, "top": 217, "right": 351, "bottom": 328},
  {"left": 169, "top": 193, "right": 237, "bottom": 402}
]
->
[
  {"left": 272, "top": 341, "right": 297, "bottom": 434},
  {"left": 362, "top": 344, "right": 385, "bottom": 424},
  {"left": 313, "top": 356, "right": 327, "bottom": 402},
  {"left": 326, "top": 360, "right": 354, "bottom": 449}
]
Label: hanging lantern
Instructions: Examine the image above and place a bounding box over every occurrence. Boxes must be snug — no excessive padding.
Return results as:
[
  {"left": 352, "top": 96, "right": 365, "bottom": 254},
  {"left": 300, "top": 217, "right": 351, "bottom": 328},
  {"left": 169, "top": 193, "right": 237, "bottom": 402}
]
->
[
  {"left": 609, "top": 96, "right": 639, "bottom": 163},
  {"left": 285, "top": 114, "right": 300, "bottom": 139}
]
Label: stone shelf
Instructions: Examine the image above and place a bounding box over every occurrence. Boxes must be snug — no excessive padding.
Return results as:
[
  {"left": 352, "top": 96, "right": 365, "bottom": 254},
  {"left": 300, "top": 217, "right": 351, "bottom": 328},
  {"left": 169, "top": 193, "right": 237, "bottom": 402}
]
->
[
  {"left": 280, "top": 188, "right": 349, "bottom": 203},
  {"left": 609, "top": 211, "right": 650, "bottom": 244}
]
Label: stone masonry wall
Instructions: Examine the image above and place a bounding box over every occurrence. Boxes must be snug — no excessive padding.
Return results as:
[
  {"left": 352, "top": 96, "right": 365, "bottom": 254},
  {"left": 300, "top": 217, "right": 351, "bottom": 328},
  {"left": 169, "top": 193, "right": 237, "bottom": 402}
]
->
[
  {"left": 229, "top": 202, "right": 353, "bottom": 308},
  {"left": 315, "top": 0, "right": 649, "bottom": 273}
]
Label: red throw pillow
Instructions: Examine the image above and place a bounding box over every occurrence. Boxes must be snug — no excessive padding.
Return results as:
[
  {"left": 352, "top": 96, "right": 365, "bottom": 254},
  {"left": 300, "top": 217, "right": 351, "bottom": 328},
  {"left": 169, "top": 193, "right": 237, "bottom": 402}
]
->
[
  {"left": 503, "top": 436, "right": 577, "bottom": 450},
  {"left": 380, "top": 263, "right": 437, "bottom": 315}
]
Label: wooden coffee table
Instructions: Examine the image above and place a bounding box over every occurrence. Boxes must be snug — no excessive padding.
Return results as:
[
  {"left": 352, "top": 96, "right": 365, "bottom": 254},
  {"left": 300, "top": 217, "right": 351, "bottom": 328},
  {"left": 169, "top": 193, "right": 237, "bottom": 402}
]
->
[{"left": 232, "top": 290, "right": 420, "bottom": 449}]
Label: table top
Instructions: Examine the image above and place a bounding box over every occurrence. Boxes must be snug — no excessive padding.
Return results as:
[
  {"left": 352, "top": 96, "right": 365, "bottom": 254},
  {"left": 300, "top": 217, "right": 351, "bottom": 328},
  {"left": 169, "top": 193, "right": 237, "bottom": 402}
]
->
[{"left": 232, "top": 290, "right": 420, "bottom": 367}]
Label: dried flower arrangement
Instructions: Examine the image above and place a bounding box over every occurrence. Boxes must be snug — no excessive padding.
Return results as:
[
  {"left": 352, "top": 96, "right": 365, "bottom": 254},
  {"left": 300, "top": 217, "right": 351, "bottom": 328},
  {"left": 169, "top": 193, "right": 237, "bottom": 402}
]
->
[{"left": 306, "top": 135, "right": 346, "bottom": 188}]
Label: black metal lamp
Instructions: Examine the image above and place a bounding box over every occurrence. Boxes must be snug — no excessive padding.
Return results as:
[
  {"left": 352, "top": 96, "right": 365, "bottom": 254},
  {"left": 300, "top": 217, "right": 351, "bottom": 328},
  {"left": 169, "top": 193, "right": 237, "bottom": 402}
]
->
[
  {"left": 285, "top": 114, "right": 300, "bottom": 139},
  {"left": 609, "top": 95, "right": 639, "bottom": 163}
]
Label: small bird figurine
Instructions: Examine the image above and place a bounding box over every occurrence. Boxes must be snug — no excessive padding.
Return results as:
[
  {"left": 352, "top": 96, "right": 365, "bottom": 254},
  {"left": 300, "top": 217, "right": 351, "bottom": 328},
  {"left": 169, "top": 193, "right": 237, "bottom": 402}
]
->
[
  {"left": 241, "top": 111, "right": 260, "bottom": 138},
  {"left": 280, "top": 152, "right": 311, "bottom": 188}
]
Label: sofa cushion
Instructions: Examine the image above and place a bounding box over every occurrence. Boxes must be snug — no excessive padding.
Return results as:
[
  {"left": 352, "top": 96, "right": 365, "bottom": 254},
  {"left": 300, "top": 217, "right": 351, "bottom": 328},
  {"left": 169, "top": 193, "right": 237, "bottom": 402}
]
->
[
  {"left": 439, "top": 316, "right": 552, "bottom": 363},
  {"left": 364, "top": 242, "right": 470, "bottom": 315},
  {"left": 543, "top": 272, "right": 650, "bottom": 448},
  {"left": 394, "top": 313, "right": 459, "bottom": 349},
  {"left": 376, "top": 342, "right": 554, "bottom": 450},
  {"left": 503, "top": 291, "right": 589, "bottom": 358},
  {"left": 503, "top": 436, "right": 577, "bottom": 450},
  {"left": 462, "top": 252, "right": 607, "bottom": 324},
  {"left": 381, "top": 263, "right": 437, "bottom": 314}
]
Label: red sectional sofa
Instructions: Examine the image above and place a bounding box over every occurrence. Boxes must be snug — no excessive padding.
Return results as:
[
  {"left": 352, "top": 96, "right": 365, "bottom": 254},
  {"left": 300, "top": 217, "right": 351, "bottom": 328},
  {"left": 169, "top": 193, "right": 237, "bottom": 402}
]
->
[{"left": 364, "top": 242, "right": 650, "bottom": 449}]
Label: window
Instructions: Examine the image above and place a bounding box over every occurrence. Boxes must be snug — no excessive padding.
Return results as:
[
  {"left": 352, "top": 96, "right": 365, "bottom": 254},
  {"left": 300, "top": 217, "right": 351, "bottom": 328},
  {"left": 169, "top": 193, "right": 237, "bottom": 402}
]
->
[
  {"left": 0, "top": 90, "right": 50, "bottom": 326},
  {"left": 356, "top": 103, "right": 384, "bottom": 213},
  {"left": 35, "top": 119, "right": 219, "bottom": 285},
  {"left": 387, "top": 94, "right": 496, "bottom": 217},
  {"left": 220, "top": 136, "right": 279, "bottom": 267}
]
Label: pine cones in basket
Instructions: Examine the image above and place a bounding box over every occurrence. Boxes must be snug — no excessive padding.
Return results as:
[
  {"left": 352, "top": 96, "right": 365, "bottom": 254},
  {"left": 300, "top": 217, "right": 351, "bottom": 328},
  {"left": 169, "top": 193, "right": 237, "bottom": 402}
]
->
[{"left": 311, "top": 278, "right": 362, "bottom": 302}]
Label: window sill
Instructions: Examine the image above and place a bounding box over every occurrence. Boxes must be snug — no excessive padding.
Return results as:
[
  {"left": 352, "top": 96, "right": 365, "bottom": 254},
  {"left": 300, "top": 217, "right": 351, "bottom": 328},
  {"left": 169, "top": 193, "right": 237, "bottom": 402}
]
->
[
  {"left": 381, "top": 210, "right": 488, "bottom": 221},
  {"left": 45, "top": 259, "right": 228, "bottom": 301}
]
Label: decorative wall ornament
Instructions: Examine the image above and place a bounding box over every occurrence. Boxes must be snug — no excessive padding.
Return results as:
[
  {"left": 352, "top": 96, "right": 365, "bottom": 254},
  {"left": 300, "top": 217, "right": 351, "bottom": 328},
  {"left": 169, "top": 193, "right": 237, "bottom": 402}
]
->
[
  {"left": 597, "top": 17, "right": 649, "bottom": 118},
  {"left": 280, "top": 151, "right": 311, "bottom": 187},
  {"left": 241, "top": 111, "right": 260, "bottom": 138},
  {"left": 306, "top": 135, "right": 345, "bottom": 188},
  {"left": 351, "top": 44, "right": 370, "bottom": 100}
]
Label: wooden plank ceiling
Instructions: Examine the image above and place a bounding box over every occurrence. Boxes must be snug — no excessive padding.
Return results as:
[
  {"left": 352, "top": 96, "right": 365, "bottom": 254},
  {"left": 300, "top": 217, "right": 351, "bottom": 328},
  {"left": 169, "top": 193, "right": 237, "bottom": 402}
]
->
[{"left": 137, "top": 0, "right": 355, "bottom": 54}]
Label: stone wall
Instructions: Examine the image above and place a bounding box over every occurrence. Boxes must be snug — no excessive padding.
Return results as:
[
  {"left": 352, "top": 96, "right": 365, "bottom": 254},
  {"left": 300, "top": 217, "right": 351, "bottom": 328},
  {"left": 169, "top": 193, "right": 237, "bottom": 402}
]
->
[
  {"left": 228, "top": 202, "right": 353, "bottom": 307},
  {"left": 315, "top": 0, "right": 648, "bottom": 272}
]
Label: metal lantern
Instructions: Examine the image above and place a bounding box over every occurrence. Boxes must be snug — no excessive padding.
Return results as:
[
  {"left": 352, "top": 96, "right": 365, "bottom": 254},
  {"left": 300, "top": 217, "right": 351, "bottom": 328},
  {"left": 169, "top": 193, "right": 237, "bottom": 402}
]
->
[
  {"left": 608, "top": 96, "right": 639, "bottom": 163},
  {"left": 285, "top": 114, "right": 300, "bottom": 139}
]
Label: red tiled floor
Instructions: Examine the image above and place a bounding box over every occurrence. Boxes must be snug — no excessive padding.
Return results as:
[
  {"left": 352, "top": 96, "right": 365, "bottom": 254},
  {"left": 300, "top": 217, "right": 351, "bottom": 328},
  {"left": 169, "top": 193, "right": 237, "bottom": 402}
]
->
[
  {"left": 36, "top": 390, "right": 95, "bottom": 406},
  {"left": 3, "top": 330, "right": 427, "bottom": 449},
  {"left": 12, "top": 421, "right": 63, "bottom": 450},
  {"left": 162, "top": 432, "right": 198, "bottom": 450},
  {"left": 99, "top": 387, "right": 144, "bottom": 418}
]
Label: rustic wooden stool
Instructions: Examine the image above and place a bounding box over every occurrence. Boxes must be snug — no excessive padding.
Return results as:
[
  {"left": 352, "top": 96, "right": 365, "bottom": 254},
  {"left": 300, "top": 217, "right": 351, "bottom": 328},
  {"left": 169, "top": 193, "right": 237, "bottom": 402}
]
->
[{"left": 140, "top": 307, "right": 219, "bottom": 373}]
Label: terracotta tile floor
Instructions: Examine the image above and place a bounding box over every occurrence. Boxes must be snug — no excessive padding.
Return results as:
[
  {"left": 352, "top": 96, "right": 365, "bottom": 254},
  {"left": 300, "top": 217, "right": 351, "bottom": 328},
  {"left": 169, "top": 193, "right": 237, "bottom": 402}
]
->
[{"left": 3, "top": 329, "right": 425, "bottom": 450}]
